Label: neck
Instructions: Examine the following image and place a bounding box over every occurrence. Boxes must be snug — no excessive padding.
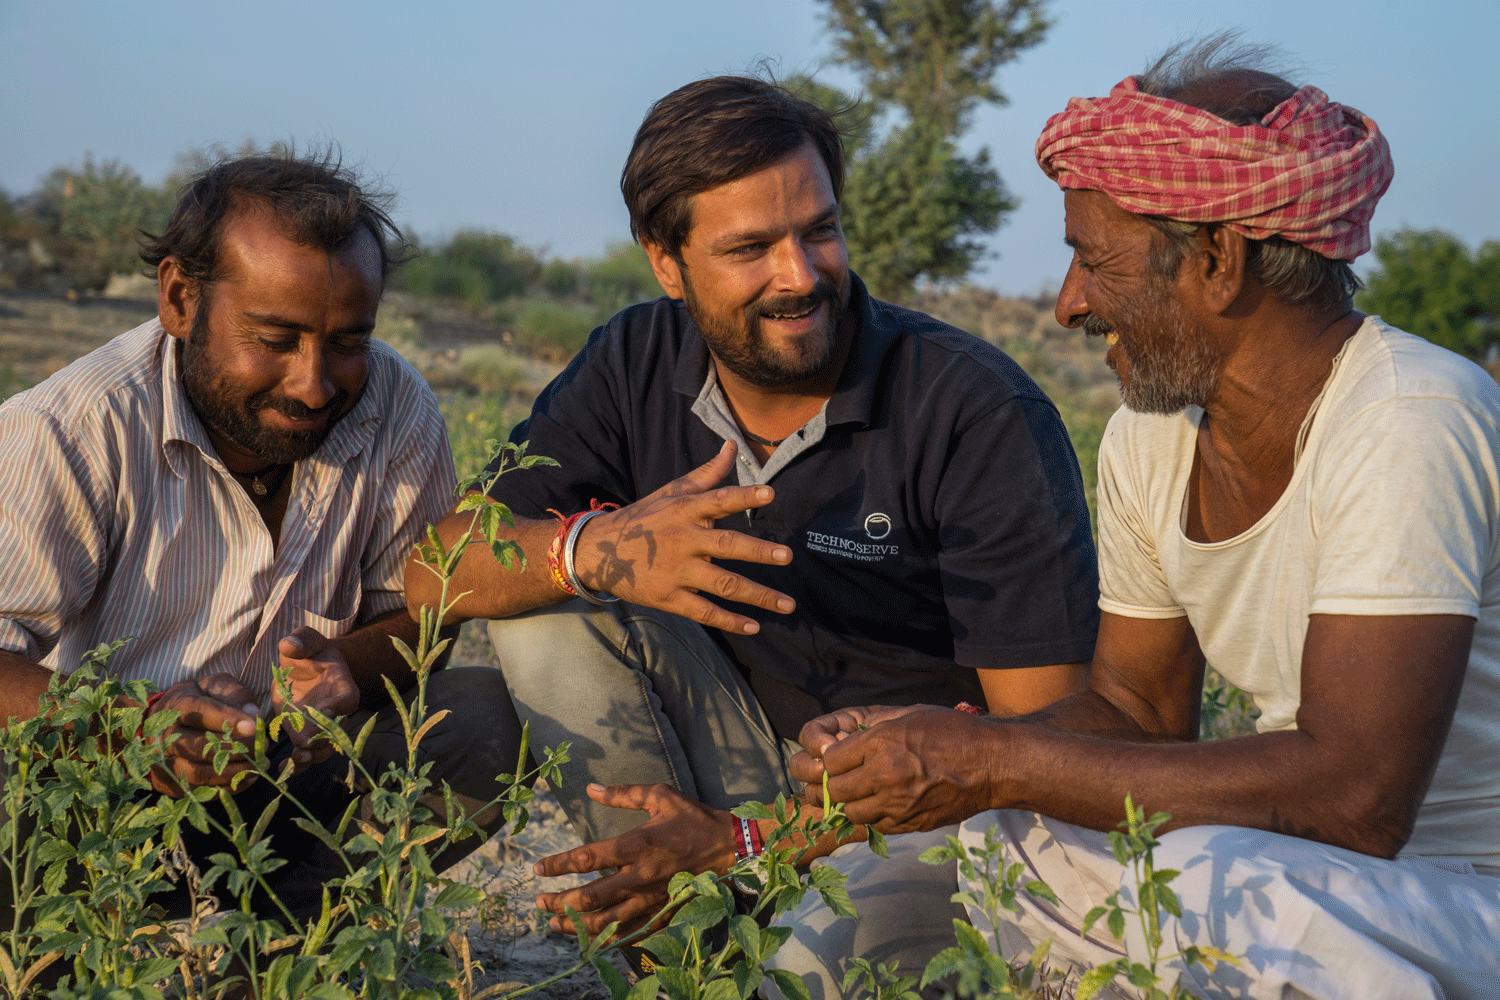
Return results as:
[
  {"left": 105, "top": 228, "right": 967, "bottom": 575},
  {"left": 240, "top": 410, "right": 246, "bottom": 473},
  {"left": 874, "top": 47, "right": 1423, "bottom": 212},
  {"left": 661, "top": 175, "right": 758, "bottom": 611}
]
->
[{"left": 1198, "top": 304, "right": 1362, "bottom": 471}]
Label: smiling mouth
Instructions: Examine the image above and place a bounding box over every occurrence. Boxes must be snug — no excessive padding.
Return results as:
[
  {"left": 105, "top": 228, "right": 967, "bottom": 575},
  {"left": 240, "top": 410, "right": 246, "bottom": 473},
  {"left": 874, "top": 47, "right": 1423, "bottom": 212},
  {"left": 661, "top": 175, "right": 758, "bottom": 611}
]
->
[{"left": 763, "top": 302, "right": 820, "bottom": 322}]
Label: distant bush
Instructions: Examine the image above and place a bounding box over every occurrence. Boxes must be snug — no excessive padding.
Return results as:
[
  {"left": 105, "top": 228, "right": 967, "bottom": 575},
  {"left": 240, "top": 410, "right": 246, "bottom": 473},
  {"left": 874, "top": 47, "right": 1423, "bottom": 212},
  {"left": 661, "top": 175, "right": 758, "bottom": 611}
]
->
[
  {"left": 397, "top": 230, "right": 544, "bottom": 312},
  {"left": 458, "top": 344, "right": 530, "bottom": 397},
  {"left": 582, "top": 242, "right": 661, "bottom": 314},
  {"left": 509, "top": 297, "right": 597, "bottom": 361}
]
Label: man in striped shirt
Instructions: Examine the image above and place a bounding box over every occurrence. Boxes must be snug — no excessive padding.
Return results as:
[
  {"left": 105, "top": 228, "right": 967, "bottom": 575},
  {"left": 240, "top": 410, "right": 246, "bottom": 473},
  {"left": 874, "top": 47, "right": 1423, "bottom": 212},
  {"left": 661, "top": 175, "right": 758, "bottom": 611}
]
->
[{"left": 0, "top": 152, "right": 521, "bottom": 919}]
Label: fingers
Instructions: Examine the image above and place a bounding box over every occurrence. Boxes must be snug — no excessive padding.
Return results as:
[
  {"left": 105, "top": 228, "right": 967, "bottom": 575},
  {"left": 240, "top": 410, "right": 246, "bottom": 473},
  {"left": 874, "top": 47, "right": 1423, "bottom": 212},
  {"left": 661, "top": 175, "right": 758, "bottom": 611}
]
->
[
  {"left": 278, "top": 626, "right": 329, "bottom": 661},
  {"left": 685, "top": 482, "right": 778, "bottom": 524},
  {"left": 538, "top": 885, "right": 663, "bottom": 938},
  {"left": 158, "top": 680, "right": 258, "bottom": 739},
  {"left": 584, "top": 781, "right": 658, "bottom": 812},
  {"left": 534, "top": 837, "right": 630, "bottom": 878},
  {"left": 797, "top": 708, "right": 873, "bottom": 760},
  {"left": 788, "top": 748, "right": 826, "bottom": 786},
  {"left": 194, "top": 673, "right": 262, "bottom": 719}
]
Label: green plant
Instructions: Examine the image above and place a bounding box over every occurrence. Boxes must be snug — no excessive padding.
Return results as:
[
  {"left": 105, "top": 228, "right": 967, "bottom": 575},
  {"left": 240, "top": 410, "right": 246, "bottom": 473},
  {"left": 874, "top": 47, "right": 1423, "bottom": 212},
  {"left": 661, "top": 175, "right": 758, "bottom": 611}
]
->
[
  {"left": 0, "top": 441, "right": 571, "bottom": 999},
  {"left": 0, "top": 640, "right": 196, "bottom": 999},
  {"left": 918, "top": 825, "right": 1065, "bottom": 999},
  {"left": 1199, "top": 669, "right": 1259, "bottom": 741},
  {"left": 1076, "top": 796, "right": 1238, "bottom": 1000},
  {"left": 583, "top": 775, "right": 886, "bottom": 1000},
  {"left": 439, "top": 395, "right": 533, "bottom": 493}
]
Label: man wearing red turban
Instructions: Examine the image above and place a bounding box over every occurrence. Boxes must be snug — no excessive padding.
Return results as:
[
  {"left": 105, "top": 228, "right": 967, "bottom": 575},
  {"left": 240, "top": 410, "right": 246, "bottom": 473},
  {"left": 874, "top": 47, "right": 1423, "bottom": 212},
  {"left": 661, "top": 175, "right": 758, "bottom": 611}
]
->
[{"left": 773, "top": 37, "right": 1500, "bottom": 1000}]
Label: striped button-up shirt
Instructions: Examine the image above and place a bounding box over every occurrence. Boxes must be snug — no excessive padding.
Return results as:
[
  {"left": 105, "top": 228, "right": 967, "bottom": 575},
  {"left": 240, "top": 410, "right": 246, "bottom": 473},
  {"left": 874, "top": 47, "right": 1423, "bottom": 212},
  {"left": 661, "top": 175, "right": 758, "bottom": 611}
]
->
[{"left": 0, "top": 318, "right": 455, "bottom": 700}]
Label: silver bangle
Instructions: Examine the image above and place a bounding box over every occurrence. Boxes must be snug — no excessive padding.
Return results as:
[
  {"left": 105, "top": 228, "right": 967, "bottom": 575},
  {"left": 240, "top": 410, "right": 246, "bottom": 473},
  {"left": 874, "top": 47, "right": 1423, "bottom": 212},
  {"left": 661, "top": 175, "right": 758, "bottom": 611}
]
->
[{"left": 563, "top": 509, "right": 619, "bottom": 606}]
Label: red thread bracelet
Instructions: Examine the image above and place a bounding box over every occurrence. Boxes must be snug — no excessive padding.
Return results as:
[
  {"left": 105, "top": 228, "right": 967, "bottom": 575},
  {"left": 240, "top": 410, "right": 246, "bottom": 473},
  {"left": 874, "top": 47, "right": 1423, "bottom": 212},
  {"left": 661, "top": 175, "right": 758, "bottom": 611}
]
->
[
  {"left": 954, "top": 701, "right": 982, "bottom": 715},
  {"left": 545, "top": 499, "right": 620, "bottom": 597}
]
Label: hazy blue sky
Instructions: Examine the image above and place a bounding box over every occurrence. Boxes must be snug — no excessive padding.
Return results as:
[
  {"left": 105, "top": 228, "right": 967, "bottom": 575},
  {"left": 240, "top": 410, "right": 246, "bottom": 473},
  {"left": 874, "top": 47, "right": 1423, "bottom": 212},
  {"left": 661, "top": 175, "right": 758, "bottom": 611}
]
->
[{"left": 3, "top": 0, "right": 1495, "bottom": 296}]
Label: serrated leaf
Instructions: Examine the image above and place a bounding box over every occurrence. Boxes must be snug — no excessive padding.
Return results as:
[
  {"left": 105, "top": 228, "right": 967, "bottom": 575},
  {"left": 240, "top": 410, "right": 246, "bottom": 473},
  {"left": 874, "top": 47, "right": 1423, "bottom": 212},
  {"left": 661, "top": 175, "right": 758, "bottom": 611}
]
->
[
  {"left": 919, "top": 946, "right": 965, "bottom": 987},
  {"left": 1107, "top": 907, "right": 1126, "bottom": 941},
  {"left": 866, "top": 826, "right": 889, "bottom": 858},
  {"left": 951, "top": 918, "right": 989, "bottom": 957},
  {"left": 815, "top": 881, "right": 857, "bottom": 920}
]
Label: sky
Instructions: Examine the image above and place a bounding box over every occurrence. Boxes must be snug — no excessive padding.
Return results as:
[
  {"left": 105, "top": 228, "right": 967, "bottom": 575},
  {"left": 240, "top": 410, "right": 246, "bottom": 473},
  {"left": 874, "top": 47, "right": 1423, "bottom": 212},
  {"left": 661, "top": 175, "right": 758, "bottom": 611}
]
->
[{"left": 3, "top": 0, "right": 1496, "bottom": 298}]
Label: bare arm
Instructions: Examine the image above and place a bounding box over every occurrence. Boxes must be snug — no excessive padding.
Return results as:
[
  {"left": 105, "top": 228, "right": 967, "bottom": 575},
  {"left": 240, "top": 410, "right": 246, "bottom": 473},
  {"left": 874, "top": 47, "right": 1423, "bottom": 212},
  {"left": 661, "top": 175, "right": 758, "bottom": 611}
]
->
[
  {"left": 799, "top": 611, "right": 1470, "bottom": 858},
  {"left": 405, "top": 441, "right": 797, "bottom": 634},
  {"left": 0, "top": 648, "right": 59, "bottom": 723}
]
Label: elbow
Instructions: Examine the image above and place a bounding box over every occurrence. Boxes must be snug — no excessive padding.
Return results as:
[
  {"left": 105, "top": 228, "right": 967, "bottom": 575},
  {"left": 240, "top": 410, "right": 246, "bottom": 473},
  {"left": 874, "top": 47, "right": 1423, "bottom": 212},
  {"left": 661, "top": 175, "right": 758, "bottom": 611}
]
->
[
  {"left": 1347, "top": 797, "right": 1417, "bottom": 860},
  {"left": 1323, "top": 775, "right": 1420, "bottom": 860}
]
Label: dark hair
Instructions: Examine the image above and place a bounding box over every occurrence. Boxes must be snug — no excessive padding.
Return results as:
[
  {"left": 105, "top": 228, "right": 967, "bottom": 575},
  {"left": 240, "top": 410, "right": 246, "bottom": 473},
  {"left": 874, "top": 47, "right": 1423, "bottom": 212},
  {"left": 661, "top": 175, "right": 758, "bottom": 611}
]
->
[
  {"left": 139, "top": 147, "right": 405, "bottom": 284},
  {"left": 1135, "top": 33, "right": 1361, "bottom": 311},
  {"left": 620, "top": 75, "right": 846, "bottom": 260}
]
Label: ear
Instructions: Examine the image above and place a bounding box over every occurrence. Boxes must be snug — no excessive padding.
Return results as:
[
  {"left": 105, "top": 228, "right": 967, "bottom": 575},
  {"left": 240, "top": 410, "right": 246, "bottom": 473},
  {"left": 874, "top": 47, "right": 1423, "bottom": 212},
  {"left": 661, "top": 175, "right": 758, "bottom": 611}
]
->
[
  {"left": 1189, "top": 225, "right": 1249, "bottom": 315},
  {"left": 640, "top": 240, "right": 686, "bottom": 301},
  {"left": 157, "top": 258, "right": 201, "bottom": 341}
]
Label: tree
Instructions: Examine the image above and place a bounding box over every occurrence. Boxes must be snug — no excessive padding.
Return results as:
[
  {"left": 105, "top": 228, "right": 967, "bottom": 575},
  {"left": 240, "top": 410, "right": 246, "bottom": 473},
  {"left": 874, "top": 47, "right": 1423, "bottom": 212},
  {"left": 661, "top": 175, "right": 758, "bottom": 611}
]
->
[
  {"left": 817, "top": 0, "right": 1050, "bottom": 301},
  {"left": 33, "top": 155, "right": 173, "bottom": 291},
  {"left": 1357, "top": 229, "right": 1500, "bottom": 363}
]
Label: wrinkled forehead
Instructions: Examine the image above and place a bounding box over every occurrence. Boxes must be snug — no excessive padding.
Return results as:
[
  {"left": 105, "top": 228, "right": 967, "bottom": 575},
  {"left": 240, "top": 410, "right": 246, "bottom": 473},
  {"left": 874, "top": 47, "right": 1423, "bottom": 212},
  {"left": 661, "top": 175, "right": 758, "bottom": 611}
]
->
[{"left": 1063, "top": 189, "right": 1158, "bottom": 256}]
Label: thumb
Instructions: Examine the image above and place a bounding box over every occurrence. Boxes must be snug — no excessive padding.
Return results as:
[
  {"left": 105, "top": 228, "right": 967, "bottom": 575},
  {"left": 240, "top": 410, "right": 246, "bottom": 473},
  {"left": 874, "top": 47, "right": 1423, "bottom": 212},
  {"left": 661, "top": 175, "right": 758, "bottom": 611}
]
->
[
  {"left": 279, "top": 626, "right": 329, "bottom": 659},
  {"left": 661, "top": 439, "right": 736, "bottom": 498}
]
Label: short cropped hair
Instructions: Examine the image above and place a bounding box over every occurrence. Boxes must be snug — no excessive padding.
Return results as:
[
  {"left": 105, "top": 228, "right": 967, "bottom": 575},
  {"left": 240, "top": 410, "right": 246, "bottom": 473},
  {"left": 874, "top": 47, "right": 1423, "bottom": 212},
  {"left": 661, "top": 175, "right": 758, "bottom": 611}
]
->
[
  {"left": 140, "top": 147, "right": 405, "bottom": 285},
  {"left": 621, "top": 75, "right": 846, "bottom": 260},
  {"left": 1136, "top": 34, "right": 1362, "bottom": 311}
]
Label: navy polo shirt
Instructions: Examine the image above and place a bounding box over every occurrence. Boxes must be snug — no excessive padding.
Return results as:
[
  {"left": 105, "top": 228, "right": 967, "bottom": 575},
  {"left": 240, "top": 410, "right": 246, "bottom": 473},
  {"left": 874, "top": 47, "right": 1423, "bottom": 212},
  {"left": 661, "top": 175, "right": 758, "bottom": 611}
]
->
[{"left": 491, "top": 275, "right": 1100, "bottom": 739}]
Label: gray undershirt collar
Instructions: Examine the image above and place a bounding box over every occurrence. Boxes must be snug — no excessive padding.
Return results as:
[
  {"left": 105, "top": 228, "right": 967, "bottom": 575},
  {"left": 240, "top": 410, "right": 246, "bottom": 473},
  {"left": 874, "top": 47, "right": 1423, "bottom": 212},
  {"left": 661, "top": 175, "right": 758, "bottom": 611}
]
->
[{"left": 690, "top": 366, "right": 829, "bottom": 487}]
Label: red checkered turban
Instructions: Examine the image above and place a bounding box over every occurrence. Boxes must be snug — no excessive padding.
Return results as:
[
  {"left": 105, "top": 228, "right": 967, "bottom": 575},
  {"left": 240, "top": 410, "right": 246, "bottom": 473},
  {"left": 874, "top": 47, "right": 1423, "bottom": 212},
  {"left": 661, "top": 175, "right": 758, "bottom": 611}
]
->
[{"left": 1035, "top": 76, "right": 1394, "bottom": 261}]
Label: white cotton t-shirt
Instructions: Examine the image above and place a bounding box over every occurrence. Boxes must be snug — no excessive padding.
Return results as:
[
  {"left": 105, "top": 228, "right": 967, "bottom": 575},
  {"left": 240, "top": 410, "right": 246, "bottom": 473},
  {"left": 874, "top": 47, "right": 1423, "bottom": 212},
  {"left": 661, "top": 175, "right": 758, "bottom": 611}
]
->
[{"left": 1096, "top": 316, "right": 1500, "bottom": 869}]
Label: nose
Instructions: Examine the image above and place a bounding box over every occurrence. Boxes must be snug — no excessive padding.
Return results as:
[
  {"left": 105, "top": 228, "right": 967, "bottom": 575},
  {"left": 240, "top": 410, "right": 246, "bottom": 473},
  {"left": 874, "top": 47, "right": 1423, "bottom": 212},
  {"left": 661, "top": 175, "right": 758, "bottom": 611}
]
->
[
  {"left": 283, "top": 344, "right": 336, "bottom": 411},
  {"left": 1055, "top": 256, "right": 1089, "bottom": 329},
  {"left": 775, "top": 238, "right": 819, "bottom": 297}
]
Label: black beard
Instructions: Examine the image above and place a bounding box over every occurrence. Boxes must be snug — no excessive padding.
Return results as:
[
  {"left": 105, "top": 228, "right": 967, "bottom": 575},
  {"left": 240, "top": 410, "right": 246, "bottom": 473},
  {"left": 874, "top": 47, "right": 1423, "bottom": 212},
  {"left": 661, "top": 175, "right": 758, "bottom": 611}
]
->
[
  {"left": 685, "top": 276, "right": 845, "bottom": 389},
  {"left": 180, "top": 307, "right": 350, "bottom": 464}
]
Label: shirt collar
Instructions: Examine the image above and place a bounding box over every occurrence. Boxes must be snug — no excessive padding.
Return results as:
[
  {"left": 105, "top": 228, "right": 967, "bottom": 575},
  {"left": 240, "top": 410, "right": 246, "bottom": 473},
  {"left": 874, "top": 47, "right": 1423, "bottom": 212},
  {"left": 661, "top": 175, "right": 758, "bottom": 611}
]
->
[
  {"left": 670, "top": 272, "right": 896, "bottom": 430},
  {"left": 157, "top": 320, "right": 384, "bottom": 478}
]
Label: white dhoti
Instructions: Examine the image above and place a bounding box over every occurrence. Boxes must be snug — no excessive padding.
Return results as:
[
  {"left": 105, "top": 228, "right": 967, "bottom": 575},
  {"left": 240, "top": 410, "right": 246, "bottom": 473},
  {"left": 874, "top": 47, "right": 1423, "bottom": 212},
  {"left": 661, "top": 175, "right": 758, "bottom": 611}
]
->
[
  {"left": 960, "top": 810, "right": 1500, "bottom": 1000},
  {"left": 764, "top": 812, "right": 1500, "bottom": 999}
]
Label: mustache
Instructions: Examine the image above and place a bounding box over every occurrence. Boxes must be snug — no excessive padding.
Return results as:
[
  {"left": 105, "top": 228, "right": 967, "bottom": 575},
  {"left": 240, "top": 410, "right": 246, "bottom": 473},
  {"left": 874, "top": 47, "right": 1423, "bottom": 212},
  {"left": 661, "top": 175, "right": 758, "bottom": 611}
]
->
[
  {"left": 1080, "top": 313, "right": 1114, "bottom": 338},
  {"left": 249, "top": 390, "right": 348, "bottom": 420},
  {"left": 750, "top": 279, "right": 839, "bottom": 320}
]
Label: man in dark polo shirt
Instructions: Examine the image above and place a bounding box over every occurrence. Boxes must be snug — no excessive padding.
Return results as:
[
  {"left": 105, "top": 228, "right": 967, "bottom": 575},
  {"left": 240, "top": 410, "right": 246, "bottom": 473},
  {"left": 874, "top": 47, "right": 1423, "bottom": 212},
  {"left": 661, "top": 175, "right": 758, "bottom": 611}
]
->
[{"left": 405, "top": 76, "right": 1098, "bottom": 955}]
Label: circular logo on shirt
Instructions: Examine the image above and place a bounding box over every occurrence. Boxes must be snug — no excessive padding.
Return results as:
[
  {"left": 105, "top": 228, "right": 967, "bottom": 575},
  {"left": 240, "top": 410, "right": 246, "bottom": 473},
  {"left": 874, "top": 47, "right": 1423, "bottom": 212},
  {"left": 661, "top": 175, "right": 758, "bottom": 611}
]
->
[{"left": 864, "top": 513, "right": 892, "bottom": 540}]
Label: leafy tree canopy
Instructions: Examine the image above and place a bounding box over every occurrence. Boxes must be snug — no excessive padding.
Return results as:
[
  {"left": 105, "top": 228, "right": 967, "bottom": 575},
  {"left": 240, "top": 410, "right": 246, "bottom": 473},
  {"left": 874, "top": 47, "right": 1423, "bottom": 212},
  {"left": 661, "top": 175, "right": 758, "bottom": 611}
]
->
[
  {"left": 1357, "top": 228, "right": 1500, "bottom": 362},
  {"left": 810, "top": 0, "right": 1050, "bottom": 301}
]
